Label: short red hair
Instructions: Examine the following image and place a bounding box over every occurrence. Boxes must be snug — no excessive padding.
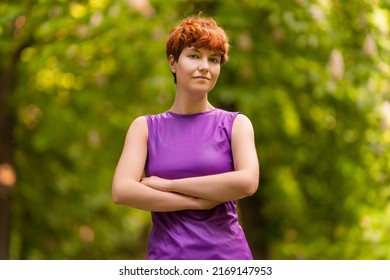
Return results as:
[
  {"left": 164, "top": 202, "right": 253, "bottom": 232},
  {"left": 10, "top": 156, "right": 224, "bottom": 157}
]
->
[{"left": 165, "top": 15, "right": 230, "bottom": 64}]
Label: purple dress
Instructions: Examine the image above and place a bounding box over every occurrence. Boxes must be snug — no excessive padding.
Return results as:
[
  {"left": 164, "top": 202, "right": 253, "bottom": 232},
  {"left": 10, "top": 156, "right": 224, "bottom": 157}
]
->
[{"left": 144, "top": 108, "right": 253, "bottom": 260}]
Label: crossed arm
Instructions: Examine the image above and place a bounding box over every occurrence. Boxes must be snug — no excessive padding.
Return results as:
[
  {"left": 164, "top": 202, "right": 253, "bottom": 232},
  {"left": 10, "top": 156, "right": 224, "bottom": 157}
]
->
[{"left": 112, "top": 114, "right": 259, "bottom": 212}]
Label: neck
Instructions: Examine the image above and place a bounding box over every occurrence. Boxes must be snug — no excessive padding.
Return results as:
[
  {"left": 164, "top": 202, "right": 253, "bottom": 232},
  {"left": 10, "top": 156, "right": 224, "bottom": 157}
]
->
[{"left": 169, "top": 91, "right": 214, "bottom": 114}]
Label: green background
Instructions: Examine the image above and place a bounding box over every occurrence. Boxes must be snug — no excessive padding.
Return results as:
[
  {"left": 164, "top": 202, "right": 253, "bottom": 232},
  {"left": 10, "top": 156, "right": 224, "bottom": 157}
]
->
[{"left": 0, "top": 0, "right": 389, "bottom": 259}]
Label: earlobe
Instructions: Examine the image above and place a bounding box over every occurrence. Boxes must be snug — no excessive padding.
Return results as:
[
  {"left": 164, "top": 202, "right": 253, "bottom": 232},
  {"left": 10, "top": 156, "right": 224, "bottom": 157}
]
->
[{"left": 168, "top": 55, "right": 176, "bottom": 73}]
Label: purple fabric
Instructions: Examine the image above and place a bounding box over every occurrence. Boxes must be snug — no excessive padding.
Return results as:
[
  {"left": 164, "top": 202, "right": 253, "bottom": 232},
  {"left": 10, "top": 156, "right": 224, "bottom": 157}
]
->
[{"left": 144, "top": 109, "right": 253, "bottom": 260}]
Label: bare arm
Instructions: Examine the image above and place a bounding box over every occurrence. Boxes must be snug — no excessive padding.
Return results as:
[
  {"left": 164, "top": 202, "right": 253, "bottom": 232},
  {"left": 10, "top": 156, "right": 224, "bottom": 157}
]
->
[
  {"left": 112, "top": 116, "right": 220, "bottom": 212},
  {"left": 141, "top": 114, "right": 259, "bottom": 202}
]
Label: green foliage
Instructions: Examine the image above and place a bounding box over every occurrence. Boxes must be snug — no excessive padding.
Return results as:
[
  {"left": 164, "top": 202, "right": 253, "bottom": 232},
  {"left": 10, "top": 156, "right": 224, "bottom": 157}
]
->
[{"left": 1, "top": 0, "right": 389, "bottom": 259}]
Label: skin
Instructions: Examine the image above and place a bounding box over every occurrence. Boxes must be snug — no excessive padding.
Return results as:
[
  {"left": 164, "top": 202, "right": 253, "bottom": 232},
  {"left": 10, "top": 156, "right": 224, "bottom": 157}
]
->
[
  {"left": 169, "top": 47, "right": 221, "bottom": 113},
  {"left": 112, "top": 47, "right": 259, "bottom": 211}
]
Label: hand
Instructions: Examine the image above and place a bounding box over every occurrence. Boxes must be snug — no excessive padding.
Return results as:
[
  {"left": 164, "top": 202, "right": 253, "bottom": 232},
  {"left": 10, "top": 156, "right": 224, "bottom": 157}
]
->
[{"left": 140, "top": 176, "right": 172, "bottom": 192}]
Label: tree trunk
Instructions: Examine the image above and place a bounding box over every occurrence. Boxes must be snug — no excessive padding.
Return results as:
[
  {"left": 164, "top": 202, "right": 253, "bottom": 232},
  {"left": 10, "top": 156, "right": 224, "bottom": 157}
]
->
[
  {"left": 0, "top": 69, "right": 15, "bottom": 260},
  {"left": 0, "top": 36, "right": 26, "bottom": 258},
  {"left": 239, "top": 194, "right": 269, "bottom": 259},
  {"left": 0, "top": 187, "right": 11, "bottom": 260}
]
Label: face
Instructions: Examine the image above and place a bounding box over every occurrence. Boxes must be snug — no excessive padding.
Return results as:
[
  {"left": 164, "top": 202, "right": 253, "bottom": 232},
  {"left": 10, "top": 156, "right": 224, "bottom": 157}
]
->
[{"left": 169, "top": 47, "right": 221, "bottom": 95}]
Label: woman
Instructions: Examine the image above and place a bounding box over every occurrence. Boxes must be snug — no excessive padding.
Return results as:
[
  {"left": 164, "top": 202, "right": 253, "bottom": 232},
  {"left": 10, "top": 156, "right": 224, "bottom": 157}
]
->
[{"left": 112, "top": 15, "right": 259, "bottom": 260}]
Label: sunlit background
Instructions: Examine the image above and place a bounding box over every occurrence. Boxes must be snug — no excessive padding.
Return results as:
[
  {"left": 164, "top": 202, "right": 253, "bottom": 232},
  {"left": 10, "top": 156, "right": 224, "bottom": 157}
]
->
[{"left": 0, "top": 0, "right": 389, "bottom": 259}]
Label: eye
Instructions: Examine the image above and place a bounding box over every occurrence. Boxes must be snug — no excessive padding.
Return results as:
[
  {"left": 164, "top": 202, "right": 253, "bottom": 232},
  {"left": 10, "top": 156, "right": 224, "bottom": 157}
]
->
[
  {"left": 209, "top": 57, "right": 221, "bottom": 64},
  {"left": 189, "top": 54, "right": 198, "bottom": 59}
]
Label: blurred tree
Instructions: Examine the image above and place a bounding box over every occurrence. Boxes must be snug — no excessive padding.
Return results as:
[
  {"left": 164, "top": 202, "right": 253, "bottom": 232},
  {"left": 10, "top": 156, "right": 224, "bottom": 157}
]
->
[
  {"left": 0, "top": 0, "right": 34, "bottom": 259},
  {"left": 0, "top": 0, "right": 389, "bottom": 259}
]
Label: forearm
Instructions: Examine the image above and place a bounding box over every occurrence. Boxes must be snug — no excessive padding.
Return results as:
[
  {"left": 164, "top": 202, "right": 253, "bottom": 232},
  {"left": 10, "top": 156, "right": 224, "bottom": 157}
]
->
[
  {"left": 112, "top": 179, "right": 218, "bottom": 212},
  {"left": 166, "top": 114, "right": 259, "bottom": 202},
  {"left": 170, "top": 170, "right": 259, "bottom": 202}
]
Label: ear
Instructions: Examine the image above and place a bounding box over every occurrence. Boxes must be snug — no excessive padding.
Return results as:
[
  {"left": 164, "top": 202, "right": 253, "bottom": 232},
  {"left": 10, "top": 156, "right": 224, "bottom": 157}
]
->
[{"left": 168, "top": 55, "right": 177, "bottom": 73}]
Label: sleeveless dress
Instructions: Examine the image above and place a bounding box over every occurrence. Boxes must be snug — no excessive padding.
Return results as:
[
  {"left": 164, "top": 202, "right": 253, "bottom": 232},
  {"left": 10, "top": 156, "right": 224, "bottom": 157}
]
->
[{"left": 144, "top": 108, "right": 253, "bottom": 260}]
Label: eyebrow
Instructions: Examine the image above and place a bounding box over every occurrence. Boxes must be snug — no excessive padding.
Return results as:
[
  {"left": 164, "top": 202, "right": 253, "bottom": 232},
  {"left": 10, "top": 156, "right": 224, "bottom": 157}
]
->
[{"left": 189, "top": 48, "right": 220, "bottom": 57}]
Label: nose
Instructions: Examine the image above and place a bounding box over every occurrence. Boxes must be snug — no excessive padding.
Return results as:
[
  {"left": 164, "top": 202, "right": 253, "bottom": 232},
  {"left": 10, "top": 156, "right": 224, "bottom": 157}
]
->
[{"left": 198, "top": 58, "right": 209, "bottom": 72}]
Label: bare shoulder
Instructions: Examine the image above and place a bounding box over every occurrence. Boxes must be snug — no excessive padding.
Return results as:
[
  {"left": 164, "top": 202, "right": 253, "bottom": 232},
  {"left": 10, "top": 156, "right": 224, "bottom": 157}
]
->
[
  {"left": 130, "top": 116, "right": 147, "bottom": 129},
  {"left": 232, "top": 114, "right": 255, "bottom": 135},
  {"left": 126, "top": 116, "right": 148, "bottom": 140},
  {"left": 234, "top": 113, "right": 252, "bottom": 124}
]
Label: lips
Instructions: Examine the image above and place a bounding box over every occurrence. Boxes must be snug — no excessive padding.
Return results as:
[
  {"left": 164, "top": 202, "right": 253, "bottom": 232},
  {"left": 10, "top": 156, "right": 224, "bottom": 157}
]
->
[{"left": 194, "top": 76, "right": 210, "bottom": 80}]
